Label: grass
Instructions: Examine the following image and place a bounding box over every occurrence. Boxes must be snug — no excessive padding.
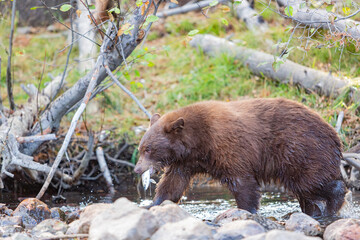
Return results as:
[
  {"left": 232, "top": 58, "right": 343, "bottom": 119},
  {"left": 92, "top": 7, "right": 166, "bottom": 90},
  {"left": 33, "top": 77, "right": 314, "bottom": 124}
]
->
[{"left": 0, "top": 4, "right": 359, "bottom": 149}]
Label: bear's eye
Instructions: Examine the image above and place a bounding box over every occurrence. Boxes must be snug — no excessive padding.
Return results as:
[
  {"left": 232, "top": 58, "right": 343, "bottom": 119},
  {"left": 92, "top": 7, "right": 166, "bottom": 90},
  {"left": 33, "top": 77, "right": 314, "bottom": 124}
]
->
[{"left": 145, "top": 146, "right": 151, "bottom": 153}]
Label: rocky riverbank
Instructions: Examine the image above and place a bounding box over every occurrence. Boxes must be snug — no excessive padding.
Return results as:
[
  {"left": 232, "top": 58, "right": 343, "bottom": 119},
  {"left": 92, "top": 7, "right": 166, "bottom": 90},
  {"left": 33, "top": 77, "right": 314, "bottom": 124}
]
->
[{"left": 0, "top": 197, "right": 359, "bottom": 240}]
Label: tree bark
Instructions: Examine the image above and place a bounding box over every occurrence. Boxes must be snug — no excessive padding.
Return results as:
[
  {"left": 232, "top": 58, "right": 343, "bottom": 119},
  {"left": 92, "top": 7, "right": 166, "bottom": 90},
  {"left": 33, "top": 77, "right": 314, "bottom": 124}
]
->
[{"left": 190, "top": 34, "right": 349, "bottom": 97}]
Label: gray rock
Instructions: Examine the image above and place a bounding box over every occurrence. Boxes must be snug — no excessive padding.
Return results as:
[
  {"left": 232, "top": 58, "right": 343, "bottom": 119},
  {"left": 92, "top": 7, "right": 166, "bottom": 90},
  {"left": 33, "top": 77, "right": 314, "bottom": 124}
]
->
[
  {"left": 213, "top": 208, "right": 252, "bottom": 225},
  {"left": 0, "top": 225, "right": 23, "bottom": 237},
  {"left": 89, "top": 198, "right": 159, "bottom": 240},
  {"left": 0, "top": 216, "right": 22, "bottom": 227},
  {"left": 50, "top": 207, "right": 65, "bottom": 221},
  {"left": 31, "top": 219, "right": 68, "bottom": 237},
  {"left": 66, "top": 203, "right": 111, "bottom": 234},
  {"left": 150, "top": 200, "right": 192, "bottom": 226},
  {"left": 151, "top": 217, "right": 213, "bottom": 240},
  {"left": 244, "top": 230, "right": 321, "bottom": 240},
  {"left": 285, "top": 212, "right": 321, "bottom": 236},
  {"left": 214, "top": 220, "right": 265, "bottom": 240},
  {"left": 12, "top": 198, "right": 51, "bottom": 229},
  {"left": 213, "top": 208, "right": 283, "bottom": 231},
  {"left": 0, "top": 204, "right": 13, "bottom": 216},
  {"left": 323, "top": 218, "right": 360, "bottom": 240},
  {"left": 7, "top": 233, "right": 32, "bottom": 240}
]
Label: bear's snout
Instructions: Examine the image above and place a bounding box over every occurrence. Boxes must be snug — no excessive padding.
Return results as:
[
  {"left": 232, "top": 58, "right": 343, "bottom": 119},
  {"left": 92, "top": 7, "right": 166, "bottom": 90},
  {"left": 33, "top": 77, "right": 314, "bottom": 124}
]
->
[{"left": 134, "top": 164, "right": 144, "bottom": 174}]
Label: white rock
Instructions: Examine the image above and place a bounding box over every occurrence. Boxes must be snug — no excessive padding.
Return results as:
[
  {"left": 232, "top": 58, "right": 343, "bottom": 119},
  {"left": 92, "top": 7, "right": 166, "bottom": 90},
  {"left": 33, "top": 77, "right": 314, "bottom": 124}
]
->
[
  {"left": 89, "top": 198, "right": 159, "bottom": 240},
  {"left": 285, "top": 212, "right": 321, "bottom": 236},
  {"left": 151, "top": 217, "right": 213, "bottom": 240},
  {"left": 150, "top": 201, "right": 192, "bottom": 226},
  {"left": 214, "top": 220, "right": 265, "bottom": 240}
]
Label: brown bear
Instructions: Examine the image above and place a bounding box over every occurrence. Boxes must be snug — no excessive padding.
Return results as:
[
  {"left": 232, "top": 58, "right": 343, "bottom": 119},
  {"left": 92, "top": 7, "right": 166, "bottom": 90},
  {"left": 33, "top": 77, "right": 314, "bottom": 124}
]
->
[{"left": 134, "top": 98, "right": 347, "bottom": 217}]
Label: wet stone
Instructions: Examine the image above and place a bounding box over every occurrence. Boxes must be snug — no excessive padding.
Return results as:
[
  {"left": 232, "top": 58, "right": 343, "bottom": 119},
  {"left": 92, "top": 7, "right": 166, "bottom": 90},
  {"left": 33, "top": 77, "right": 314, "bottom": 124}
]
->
[
  {"left": 31, "top": 219, "right": 68, "bottom": 237},
  {"left": 0, "top": 215, "right": 22, "bottom": 226},
  {"left": 12, "top": 198, "right": 51, "bottom": 229},
  {"left": 214, "top": 219, "right": 266, "bottom": 240},
  {"left": 50, "top": 207, "right": 66, "bottom": 221},
  {"left": 60, "top": 206, "right": 81, "bottom": 224},
  {"left": 0, "top": 204, "right": 13, "bottom": 216},
  {"left": 285, "top": 212, "right": 321, "bottom": 236},
  {"left": 323, "top": 218, "right": 360, "bottom": 240},
  {"left": 4, "top": 232, "right": 32, "bottom": 240},
  {"left": 0, "top": 225, "right": 23, "bottom": 238}
]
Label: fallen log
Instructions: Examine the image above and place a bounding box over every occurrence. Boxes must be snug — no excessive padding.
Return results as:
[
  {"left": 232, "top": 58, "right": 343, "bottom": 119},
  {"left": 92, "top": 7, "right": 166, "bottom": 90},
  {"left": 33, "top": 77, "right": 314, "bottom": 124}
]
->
[
  {"left": 190, "top": 34, "right": 349, "bottom": 97},
  {"left": 276, "top": 0, "right": 360, "bottom": 42},
  {"left": 233, "top": 0, "right": 268, "bottom": 32}
]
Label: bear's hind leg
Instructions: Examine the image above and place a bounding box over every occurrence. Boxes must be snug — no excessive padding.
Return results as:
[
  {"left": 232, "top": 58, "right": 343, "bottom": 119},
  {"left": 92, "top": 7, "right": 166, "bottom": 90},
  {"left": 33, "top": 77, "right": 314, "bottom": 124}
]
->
[{"left": 226, "top": 177, "right": 260, "bottom": 214}]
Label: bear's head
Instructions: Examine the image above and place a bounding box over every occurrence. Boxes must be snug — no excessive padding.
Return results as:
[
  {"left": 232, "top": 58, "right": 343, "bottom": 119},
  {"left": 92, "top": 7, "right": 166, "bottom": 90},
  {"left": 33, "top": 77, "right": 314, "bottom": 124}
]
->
[{"left": 134, "top": 113, "right": 186, "bottom": 175}]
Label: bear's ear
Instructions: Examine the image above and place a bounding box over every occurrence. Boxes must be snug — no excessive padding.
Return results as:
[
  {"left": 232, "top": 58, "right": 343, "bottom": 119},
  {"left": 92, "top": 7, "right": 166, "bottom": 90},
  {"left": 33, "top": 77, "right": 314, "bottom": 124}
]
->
[
  {"left": 150, "top": 113, "right": 161, "bottom": 126},
  {"left": 165, "top": 117, "right": 184, "bottom": 133}
]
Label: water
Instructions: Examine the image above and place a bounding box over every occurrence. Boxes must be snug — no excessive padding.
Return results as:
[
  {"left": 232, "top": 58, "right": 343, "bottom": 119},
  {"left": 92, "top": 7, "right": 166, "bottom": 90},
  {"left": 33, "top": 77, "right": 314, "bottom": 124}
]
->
[{"left": 1, "top": 185, "right": 360, "bottom": 223}]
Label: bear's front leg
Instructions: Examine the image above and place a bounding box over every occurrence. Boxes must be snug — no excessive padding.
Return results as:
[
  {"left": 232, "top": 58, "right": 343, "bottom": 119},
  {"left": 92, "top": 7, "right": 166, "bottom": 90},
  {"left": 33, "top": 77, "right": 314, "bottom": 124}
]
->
[
  {"left": 226, "top": 177, "right": 261, "bottom": 214},
  {"left": 150, "top": 166, "right": 191, "bottom": 207}
]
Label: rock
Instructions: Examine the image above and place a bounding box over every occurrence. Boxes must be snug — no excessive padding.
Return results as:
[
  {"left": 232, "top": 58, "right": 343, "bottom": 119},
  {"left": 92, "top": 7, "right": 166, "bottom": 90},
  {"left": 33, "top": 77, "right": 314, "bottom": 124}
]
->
[
  {"left": 285, "top": 212, "right": 321, "bottom": 236},
  {"left": 213, "top": 208, "right": 283, "bottom": 231},
  {"left": 89, "top": 198, "right": 159, "bottom": 240},
  {"left": 5, "top": 232, "right": 32, "bottom": 240},
  {"left": 31, "top": 219, "right": 68, "bottom": 237},
  {"left": 150, "top": 200, "right": 192, "bottom": 226},
  {"left": 66, "top": 203, "right": 111, "bottom": 234},
  {"left": 244, "top": 230, "right": 321, "bottom": 240},
  {"left": 323, "top": 218, "right": 360, "bottom": 240},
  {"left": 214, "top": 220, "right": 265, "bottom": 240},
  {"left": 0, "top": 216, "right": 22, "bottom": 226},
  {"left": 50, "top": 207, "right": 66, "bottom": 221},
  {"left": 0, "top": 204, "right": 13, "bottom": 216},
  {"left": 151, "top": 217, "right": 213, "bottom": 240},
  {"left": 12, "top": 198, "right": 51, "bottom": 229},
  {"left": 0, "top": 225, "right": 23, "bottom": 237},
  {"left": 60, "top": 206, "right": 80, "bottom": 223},
  {"left": 214, "top": 208, "right": 252, "bottom": 225}
]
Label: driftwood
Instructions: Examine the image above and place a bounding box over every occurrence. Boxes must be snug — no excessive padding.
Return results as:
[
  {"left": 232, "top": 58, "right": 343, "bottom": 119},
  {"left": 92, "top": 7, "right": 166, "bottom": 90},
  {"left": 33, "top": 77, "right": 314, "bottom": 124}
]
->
[
  {"left": 0, "top": 77, "right": 65, "bottom": 182},
  {"left": 190, "top": 34, "right": 349, "bottom": 97}
]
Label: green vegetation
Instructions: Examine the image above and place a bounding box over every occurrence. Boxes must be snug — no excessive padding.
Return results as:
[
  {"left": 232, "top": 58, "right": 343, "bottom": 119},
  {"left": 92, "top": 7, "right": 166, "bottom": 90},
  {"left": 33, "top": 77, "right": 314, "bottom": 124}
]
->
[{"left": 0, "top": 4, "right": 359, "bottom": 149}]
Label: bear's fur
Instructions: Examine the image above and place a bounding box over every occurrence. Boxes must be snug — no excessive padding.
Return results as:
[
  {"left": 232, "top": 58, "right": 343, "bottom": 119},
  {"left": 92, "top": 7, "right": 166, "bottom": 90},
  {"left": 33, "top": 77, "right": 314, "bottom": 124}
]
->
[{"left": 134, "top": 98, "right": 347, "bottom": 216}]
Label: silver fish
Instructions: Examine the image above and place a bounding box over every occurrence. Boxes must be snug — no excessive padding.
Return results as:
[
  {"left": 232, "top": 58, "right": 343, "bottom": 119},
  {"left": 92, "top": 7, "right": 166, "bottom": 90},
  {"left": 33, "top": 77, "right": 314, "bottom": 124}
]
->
[
  {"left": 142, "top": 168, "right": 156, "bottom": 191},
  {"left": 142, "top": 169, "right": 151, "bottom": 190}
]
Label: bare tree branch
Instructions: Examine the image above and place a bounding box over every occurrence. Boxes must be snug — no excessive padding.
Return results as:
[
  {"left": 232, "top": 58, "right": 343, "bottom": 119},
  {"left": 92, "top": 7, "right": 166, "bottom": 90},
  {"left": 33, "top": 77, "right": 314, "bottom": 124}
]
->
[
  {"left": 6, "top": 0, "right": 16, "bottom": 111},
  {"left": 157, "top": 0, "right": 228, "bottom": 18},
  {"left": 104, "top": 61, "right": 151, "bottom": 119},
  {"left": 276, "top": 0, "right": 360, "bottom": 42},
  {"left": 96, "top": 146, "right": 115, "bottom": 194}
]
